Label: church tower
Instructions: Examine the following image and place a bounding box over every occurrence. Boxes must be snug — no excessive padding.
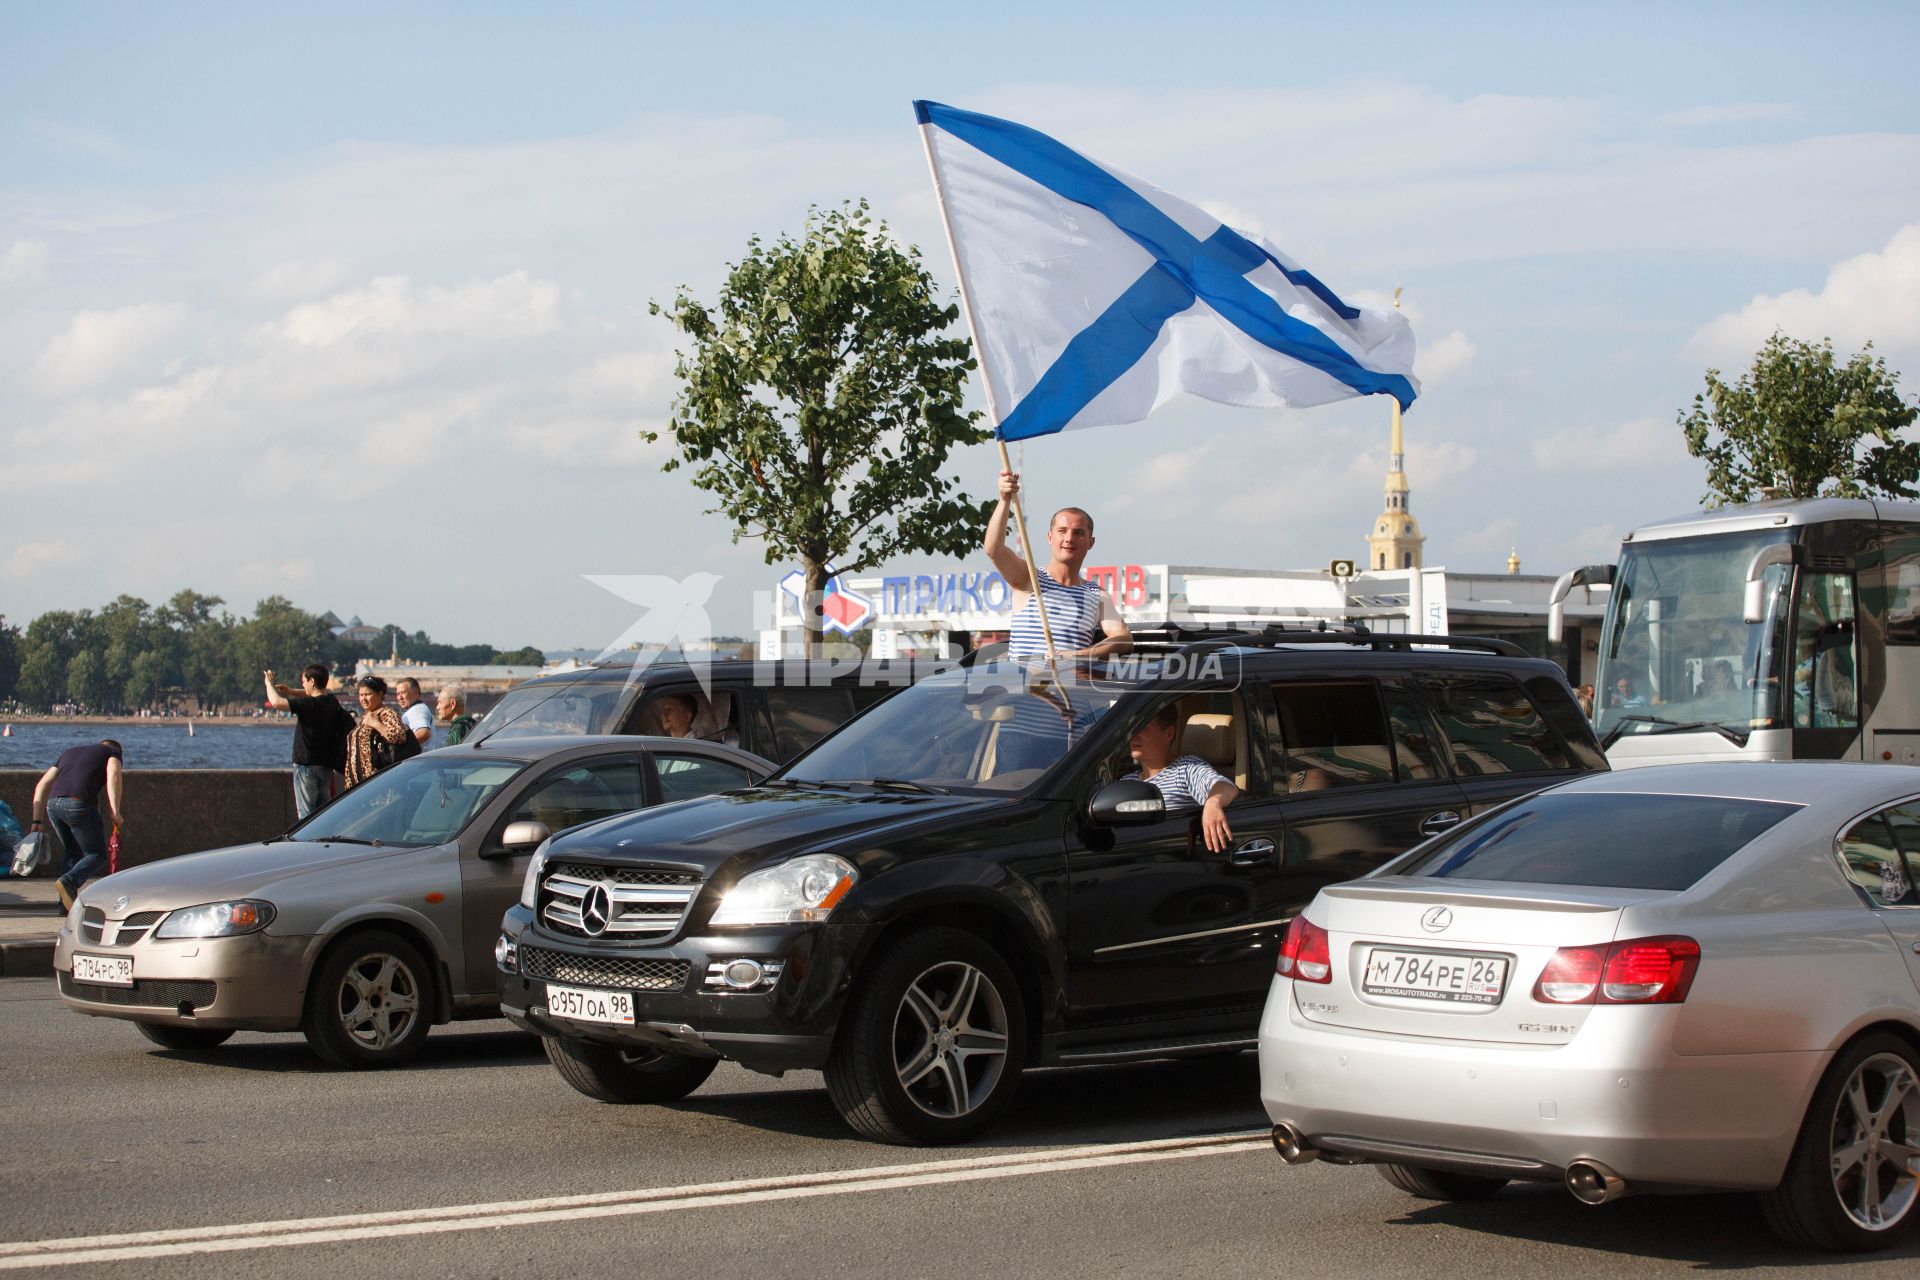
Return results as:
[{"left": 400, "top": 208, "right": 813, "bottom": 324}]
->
[{"left": 1366, "top": 288, "right": 1426, "bottom": 572}]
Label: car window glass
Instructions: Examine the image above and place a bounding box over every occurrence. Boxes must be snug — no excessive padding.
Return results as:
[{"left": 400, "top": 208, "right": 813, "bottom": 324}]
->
[
  {"left": 1871, "top": 805, "right": 1920, "bottom": 905},
  {"left": 764, "top": 687, "right": 856, "bottom": 759},
  {"left": 1425, "top": 677, "right": 1573, "bottom": 776},
  {"left": 1524, "top": 675, "right": 1608, "bottom": 772},
  {"left": 473, "top": 684, "right": 626, "bottom": 741},
  {"left": 503, "top": 757, "right": 645, "bottom": 837},
  {"left": 1405, "top": 792, "right": 1799, "bottom": 890},
  {"left": 1097, "top": 690, "right": 1250, "bottom": 803},
  {"left": 653, "top": 753, "right": 754, "bottom": 803},
  {"left": 1269, "top": 680, "right": 1393, "bottom": 792},
  {"left": 1382, "top": 685, "right": 1444, "bottom": 781},
  {"left": 1837, "top": 813, "right": 1917, "bottom": 906},
  {"left": 633, "top": 688, "right": 743, "bottom": 747},
  {"left": 290, "top": 757, "right": 527, "bottom": 848}
]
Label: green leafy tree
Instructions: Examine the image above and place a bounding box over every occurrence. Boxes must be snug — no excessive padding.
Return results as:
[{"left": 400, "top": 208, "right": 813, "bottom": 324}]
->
[
  {"left": 0, "top": 616, "right": 18, "bottom": 704},
  {"left": 237, "top": 596, "right": 333, "bottom": 686},
  {"left": 123, "top": 649, "right": 169, "bottom": 710},
  {"left": 1681, "top": 333, "right": 1920, "bottom": 505},
  {"left": 66, "top": 650, "right": 110, "bottom": 711},
  {"left": 649, "top": 201, "right": 990, "bottom": 654}
]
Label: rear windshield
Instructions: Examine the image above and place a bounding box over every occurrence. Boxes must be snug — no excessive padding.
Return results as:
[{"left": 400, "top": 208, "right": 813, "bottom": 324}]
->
[{"left": 1401, "top": 792, "right": 1800, "bottom": 890}]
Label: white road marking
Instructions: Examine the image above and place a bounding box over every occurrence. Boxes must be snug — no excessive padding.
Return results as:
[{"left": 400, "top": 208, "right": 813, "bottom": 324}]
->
[{"left": 0, "top": 1131, "right": 1270, "bottom": 1269}]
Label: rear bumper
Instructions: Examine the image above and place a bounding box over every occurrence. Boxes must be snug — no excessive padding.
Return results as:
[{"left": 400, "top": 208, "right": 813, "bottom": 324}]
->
[{"left": 1257, "top": 981, "right": 1824, "bottom": 1191}]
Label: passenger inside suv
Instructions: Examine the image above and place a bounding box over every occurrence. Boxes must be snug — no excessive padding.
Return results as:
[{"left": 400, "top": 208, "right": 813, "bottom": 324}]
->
[{"left": 1122, "top": 703, "right": 1239, "bottom": 852}]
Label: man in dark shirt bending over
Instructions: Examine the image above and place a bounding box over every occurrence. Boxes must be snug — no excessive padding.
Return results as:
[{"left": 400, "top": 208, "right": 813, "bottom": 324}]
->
[{"left": 265, "top": 664, "right": 354, "bottom": 818}]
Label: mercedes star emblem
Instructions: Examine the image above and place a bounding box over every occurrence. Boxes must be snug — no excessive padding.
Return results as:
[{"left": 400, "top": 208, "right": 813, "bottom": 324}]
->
[
  {"left": 581, "top": 884, "right": 613, "bottom": 936},
  {"left": 113, "top": 895, "right": 130, "bottom": 914},
  {"left": 1420, "top": 906, "right": 1454, "bottom": 933}
]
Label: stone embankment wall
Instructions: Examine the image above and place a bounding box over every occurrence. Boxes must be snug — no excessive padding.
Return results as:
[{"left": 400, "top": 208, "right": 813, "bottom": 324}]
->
[{"left": 0, "top": 771, "right": 295, "bottom": 872}]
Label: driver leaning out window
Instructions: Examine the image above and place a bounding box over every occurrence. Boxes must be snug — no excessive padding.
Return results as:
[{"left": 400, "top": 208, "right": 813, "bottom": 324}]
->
[{"left": 1125, "top": 705, "right": 1239, "bottom": 853}]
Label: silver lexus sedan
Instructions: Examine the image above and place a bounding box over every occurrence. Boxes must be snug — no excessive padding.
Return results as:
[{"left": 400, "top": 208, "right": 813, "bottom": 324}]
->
[
  {"left": 1259, "top": 762, "right": 1920, "bottom": 1253},
  {"left": 54, "top": 735, "right": 769, "bottom": 1068}
]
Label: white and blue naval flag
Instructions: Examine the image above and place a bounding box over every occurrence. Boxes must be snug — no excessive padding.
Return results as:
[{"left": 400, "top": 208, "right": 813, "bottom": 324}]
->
[{"left": 915, "top": 101, "right": 1419, "bottom": 442}]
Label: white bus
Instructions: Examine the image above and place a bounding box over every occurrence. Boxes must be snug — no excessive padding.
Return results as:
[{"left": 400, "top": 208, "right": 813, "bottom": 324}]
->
[{"left": 1549, "top": 498, "right": 1920, "bottom": 767}]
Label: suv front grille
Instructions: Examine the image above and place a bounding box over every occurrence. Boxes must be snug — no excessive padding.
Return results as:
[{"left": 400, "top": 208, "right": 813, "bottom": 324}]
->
[
  {"left": 520, "top": 945, "right": 690, "bottom": 991},
  {"left": 80, "top": 909, "right": 166, "bottom": 947},
  {"left": 539, "top": 863, "right": 702, "bottom": 939}
]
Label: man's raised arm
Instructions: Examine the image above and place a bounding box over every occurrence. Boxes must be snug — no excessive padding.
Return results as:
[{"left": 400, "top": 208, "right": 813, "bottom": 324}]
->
[{"left": 983, "top": 470, "right": 1032, "bottom": 592}]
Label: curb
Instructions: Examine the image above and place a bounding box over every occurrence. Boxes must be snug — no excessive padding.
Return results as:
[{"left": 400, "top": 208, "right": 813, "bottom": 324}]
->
[{"left": 0, "top": 939, "right": 53, "bottom": 979}]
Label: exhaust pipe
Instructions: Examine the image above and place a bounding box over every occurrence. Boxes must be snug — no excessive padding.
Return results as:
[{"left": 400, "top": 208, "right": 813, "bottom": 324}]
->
[
  {"left": 1270, "top": 1123, "right": 1320, "bottom": 1164},
  {"left": 1565, "top": 1159, "right": 1633, "bottom": 1205}
]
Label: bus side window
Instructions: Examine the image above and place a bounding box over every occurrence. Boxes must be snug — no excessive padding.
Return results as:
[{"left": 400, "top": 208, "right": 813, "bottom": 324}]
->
[
  {"left": 1793, "top": 573, "right": 1858, "bottom": 730},
  {"left": 1870, "top": 537, "right": 1920, "bottom": 645}
]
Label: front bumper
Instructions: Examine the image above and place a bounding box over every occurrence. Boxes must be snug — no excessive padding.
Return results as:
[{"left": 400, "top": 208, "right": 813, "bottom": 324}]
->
[
  {"left": 1257, "top": 981, "right": 1825, "bottom": 1191},
  {"left": 496, "top": 907, "right": 844, "bottom": 1073},
  {"left": 53, "top": 924, "right": 312, "bottom": 1031}
]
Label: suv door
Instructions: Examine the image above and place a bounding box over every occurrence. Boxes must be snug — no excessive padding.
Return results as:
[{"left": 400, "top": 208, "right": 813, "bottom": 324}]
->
[
  {"left": 1262, "top": 674, "right": 1472, "bottom": 909},
  {"left": 1063, "top": 688, "right": 1290, "bottom": 1025},
  {"left": 457, "top": 752, "right": 647, "bottom": 1001},
  {"left": 1420, "top": 673, "right": 1591, "bottom": 817}
]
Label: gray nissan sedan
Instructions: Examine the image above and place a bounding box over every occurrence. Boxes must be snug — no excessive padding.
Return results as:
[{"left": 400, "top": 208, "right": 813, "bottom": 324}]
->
[{"left": 53, "top": 735, "right": 770, "bottom": 1068}]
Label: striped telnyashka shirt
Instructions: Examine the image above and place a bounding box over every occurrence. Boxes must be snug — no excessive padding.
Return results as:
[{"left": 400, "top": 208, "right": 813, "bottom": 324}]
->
[
  {"left": 1129, "top": 755, "right": 1231, "bottom": 810},
  {"left": 1008, "top": 568, "right": 1105, "bottom": 660}
]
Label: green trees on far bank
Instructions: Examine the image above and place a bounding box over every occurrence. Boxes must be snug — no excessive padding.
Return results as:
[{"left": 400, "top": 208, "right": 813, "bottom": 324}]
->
[{"left": 0, "top": 592, "right": 544, "bottom": 713}]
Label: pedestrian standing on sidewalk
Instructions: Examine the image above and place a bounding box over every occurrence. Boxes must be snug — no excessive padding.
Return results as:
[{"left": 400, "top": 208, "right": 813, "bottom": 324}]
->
[
  {"left": 344, "top": 676, "right": 414, "bottom": 788},
  {"left": 436, "top": 685, "right": 477, "bottom": 746},
  {"left": 395, "top": 677, "right": 435, "bottom": 750},
  {"left": 263, "top": 664, "right": 353, "bottom": 818},
  {"left": 30, "top": 739, "right": 125, "bottom": 911}
]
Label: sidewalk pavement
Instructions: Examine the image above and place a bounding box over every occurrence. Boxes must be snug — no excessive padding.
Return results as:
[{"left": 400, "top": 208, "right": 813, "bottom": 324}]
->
[{"left": 0, "top": 877, "right": 62, "bottom": 978}]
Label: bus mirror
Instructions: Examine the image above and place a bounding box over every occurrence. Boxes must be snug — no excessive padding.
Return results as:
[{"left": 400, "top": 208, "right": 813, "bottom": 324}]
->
[
  {"left": 1742, "top": 544, "right": 1806, "bottom": 625},
  {"left": 1547, "top": 564, "right": 1615, "bottom": 644}
]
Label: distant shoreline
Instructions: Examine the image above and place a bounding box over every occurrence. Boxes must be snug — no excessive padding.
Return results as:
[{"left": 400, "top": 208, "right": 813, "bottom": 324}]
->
[{"left": 0, "top": 715, "right": 290, "bottom": 729}]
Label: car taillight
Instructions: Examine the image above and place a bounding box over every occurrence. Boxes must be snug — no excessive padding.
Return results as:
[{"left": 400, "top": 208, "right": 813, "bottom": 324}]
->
[
  {"left": 1277, "top": 917, "right": 1332, "bottom": 984},
  {"left": 1532, "top": 935, "right": 1700, "bottom": 1005}
]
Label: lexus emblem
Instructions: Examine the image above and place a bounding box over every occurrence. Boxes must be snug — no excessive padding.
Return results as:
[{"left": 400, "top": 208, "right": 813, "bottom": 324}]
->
[
  {"left": 1420, "top": 906, "right": 1453, "bottom": 933},
  {"left": 581, "top": 884, "right": 613, "bottom": 936}
]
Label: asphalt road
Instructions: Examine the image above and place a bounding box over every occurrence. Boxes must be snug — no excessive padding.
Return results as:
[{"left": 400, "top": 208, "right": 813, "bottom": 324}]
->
[{"left": 2, "top": 976, "right": 1916, "bottom": 1279}]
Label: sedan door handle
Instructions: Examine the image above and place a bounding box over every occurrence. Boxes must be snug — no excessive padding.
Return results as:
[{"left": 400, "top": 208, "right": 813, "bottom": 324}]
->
[
  {"left": 1229, "top": 837, "right": 1277, "bottom": 865},
  {"left": 1420, "top": 811, "right": 1463, "bottom": 836}
]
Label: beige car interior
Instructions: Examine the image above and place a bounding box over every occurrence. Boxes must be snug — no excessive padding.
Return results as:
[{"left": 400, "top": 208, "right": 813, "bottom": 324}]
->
[{"left": 637, "top": 690, "right": 740, "bottom": 746}]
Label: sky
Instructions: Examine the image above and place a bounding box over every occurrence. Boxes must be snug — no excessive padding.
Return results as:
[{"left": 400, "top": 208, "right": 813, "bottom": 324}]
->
[{"left": 3, "top": 1, "right": 1918, "bottom": 650}]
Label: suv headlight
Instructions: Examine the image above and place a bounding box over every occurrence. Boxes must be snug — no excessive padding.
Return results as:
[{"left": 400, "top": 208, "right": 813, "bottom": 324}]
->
[
  {"left": 710, "top": 854, "right": 858, "bottom": 927},
  {"left": 519, "top": 838, "right": 553, "bottom": 910},
  {"left": 155, "top": 900, "right": 276, "bottom": 939}
]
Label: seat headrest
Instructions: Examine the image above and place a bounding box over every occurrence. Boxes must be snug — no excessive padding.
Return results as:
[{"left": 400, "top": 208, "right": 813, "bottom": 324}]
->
[{"left": 1183, "top": 713, "right": 1236, "bottom": 770}]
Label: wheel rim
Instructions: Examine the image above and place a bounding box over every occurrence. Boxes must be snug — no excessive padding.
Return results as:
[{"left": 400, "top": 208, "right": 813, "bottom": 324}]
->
[
  {"left": 335, "top": 952, "right": 421, "bottom": 1052},
  {"left": 890, "top": 960, "right": 1010, "bottom": 1119},
  {"left": 1828, "top": 1051, "right": 1920, "bottom": 1232}
]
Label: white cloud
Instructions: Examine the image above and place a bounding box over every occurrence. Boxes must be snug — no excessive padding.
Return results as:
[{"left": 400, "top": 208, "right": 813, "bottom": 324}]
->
[
  {"left": 1417, "top": 329, "right": 1477, "bottom": 383},
  {"left": 3, "top": 540, "right": 78, "bottom": 582},
  {"left": 1659, "top": 103, "right": 1799, "bottom": 128},
  {"left": 1687, "top": 223, "right": 1920, "bottom": 367},
  {"left": 29, "top": 303, "right": 190, "bottom": 396},
  {"left": 242, "top": 257, "right": 358, "bottom": 303},
  {"left": 0, "top": 240, "right": 49, "bottom": 287},
  {"left": 273, "top": 271, "right": 560, "bottom": 348},
  {"left": 1455, "top": 516, "right": 1518, "bottom": 557},
  {"left": 1530, "top": 415, "right": 1688, "bottom": 473}
]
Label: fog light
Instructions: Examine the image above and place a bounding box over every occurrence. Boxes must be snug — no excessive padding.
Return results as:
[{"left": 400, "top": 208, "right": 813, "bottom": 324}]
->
[
  {"left": 494, "top": 935, "right": 517, "bottom": 973},
  {"left": 723, "top": 959, "right": 764, "bottom": 989}
]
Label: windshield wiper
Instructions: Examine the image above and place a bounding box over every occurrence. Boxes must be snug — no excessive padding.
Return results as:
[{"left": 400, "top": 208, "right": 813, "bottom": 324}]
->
[
  {"left": 313, "top": 835, "right": 384, "bottom": 846},
  {"left": 759, "top": 779, "right": 858, "bottom": 792},
  {"left": 858, "top": 777, "right": 949, "bottom": 795},
  {"left": 1601, "top": 714, "right": 1751, "bottom": 750}
]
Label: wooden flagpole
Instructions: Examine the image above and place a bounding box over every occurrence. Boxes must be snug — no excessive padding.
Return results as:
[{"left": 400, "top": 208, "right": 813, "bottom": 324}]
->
[{"left": 917, "top": 117, "right": 1063, "bottom": 667}]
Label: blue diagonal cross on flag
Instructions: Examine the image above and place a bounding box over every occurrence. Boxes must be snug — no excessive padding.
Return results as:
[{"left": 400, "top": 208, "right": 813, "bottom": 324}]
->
[{"left": 915, "top": 101, "right": 1419, "bottom": 441}]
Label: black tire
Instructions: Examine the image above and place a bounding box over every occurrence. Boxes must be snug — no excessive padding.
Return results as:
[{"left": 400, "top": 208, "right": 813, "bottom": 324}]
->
[
  {"left": 136, "top": 1023, "right": 234, "bottom": 1052},
  {"left": 301, "top": 929, "right": 436, "bottom": 1070},
  {"left": 541, "top": 1035, "right": 717, "bottom": 1103},
  {"left": 825, "top": 927, "right": 1027, "bottom": 1145},
  {"left": 1760, "top": 1032, "right": 1920, "bottom": 1252},
  {"left": 1377, "top": 1162, "right": 1508, "bottom": 1201}
]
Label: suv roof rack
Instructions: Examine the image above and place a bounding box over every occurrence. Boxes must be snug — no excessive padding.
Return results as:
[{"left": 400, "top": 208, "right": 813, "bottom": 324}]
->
[{"left": 1131, "top": 621, "right": 1528, "bottom": 659}]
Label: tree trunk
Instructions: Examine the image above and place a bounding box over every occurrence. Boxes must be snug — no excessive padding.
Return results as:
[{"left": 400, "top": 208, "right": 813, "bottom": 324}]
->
[{"left": 802, "top": 556, "right": 829, "bottom": 659}]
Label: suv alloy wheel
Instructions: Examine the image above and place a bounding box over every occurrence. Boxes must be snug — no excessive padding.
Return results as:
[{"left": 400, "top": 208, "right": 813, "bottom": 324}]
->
[{"left": 826, "top": 928, "right": 1027, "bottom": 1145}]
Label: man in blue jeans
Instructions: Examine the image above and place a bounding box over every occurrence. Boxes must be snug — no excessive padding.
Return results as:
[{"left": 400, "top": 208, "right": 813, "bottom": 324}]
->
[
  {"left": 264, "top": 664, "right": 352, "bottom": 818},
  {"left": 30, "top": 739, "right": 125, "bottom": 911}
]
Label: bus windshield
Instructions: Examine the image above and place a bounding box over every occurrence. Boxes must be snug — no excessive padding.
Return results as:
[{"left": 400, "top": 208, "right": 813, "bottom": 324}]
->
[{"left": 1592, "top": 529, "right": 1795, "bottom": 744}]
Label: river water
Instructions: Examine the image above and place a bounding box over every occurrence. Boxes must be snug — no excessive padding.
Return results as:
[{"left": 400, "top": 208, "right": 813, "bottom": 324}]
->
[{"left": 0, "top": 721, "right": 456, "bottom": 770}]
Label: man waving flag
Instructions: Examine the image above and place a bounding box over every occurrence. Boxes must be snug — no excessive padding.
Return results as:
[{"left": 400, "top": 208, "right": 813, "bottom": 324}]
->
[{"left": 914, "top": 100, "right": 1419, "bottom": 442}]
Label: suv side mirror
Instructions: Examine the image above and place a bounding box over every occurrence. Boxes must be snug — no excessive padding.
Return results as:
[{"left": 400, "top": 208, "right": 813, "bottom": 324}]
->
[
  {"left": 1089, "top": 779, "right": 1165, "bottom": 826},
  {"left": 496, "top": 820, "right": 550, "bottom": 855}
]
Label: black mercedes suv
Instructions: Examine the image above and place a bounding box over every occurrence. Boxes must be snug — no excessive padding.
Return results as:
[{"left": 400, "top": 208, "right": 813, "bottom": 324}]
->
[{"left": 496, "top": 629, "right": 1607, "bottom": 1144}]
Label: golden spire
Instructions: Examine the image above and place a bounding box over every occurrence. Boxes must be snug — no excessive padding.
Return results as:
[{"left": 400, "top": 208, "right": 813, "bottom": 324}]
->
[{"left": 1508, "top": 546, "right": 1521, "bottom": 575}]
